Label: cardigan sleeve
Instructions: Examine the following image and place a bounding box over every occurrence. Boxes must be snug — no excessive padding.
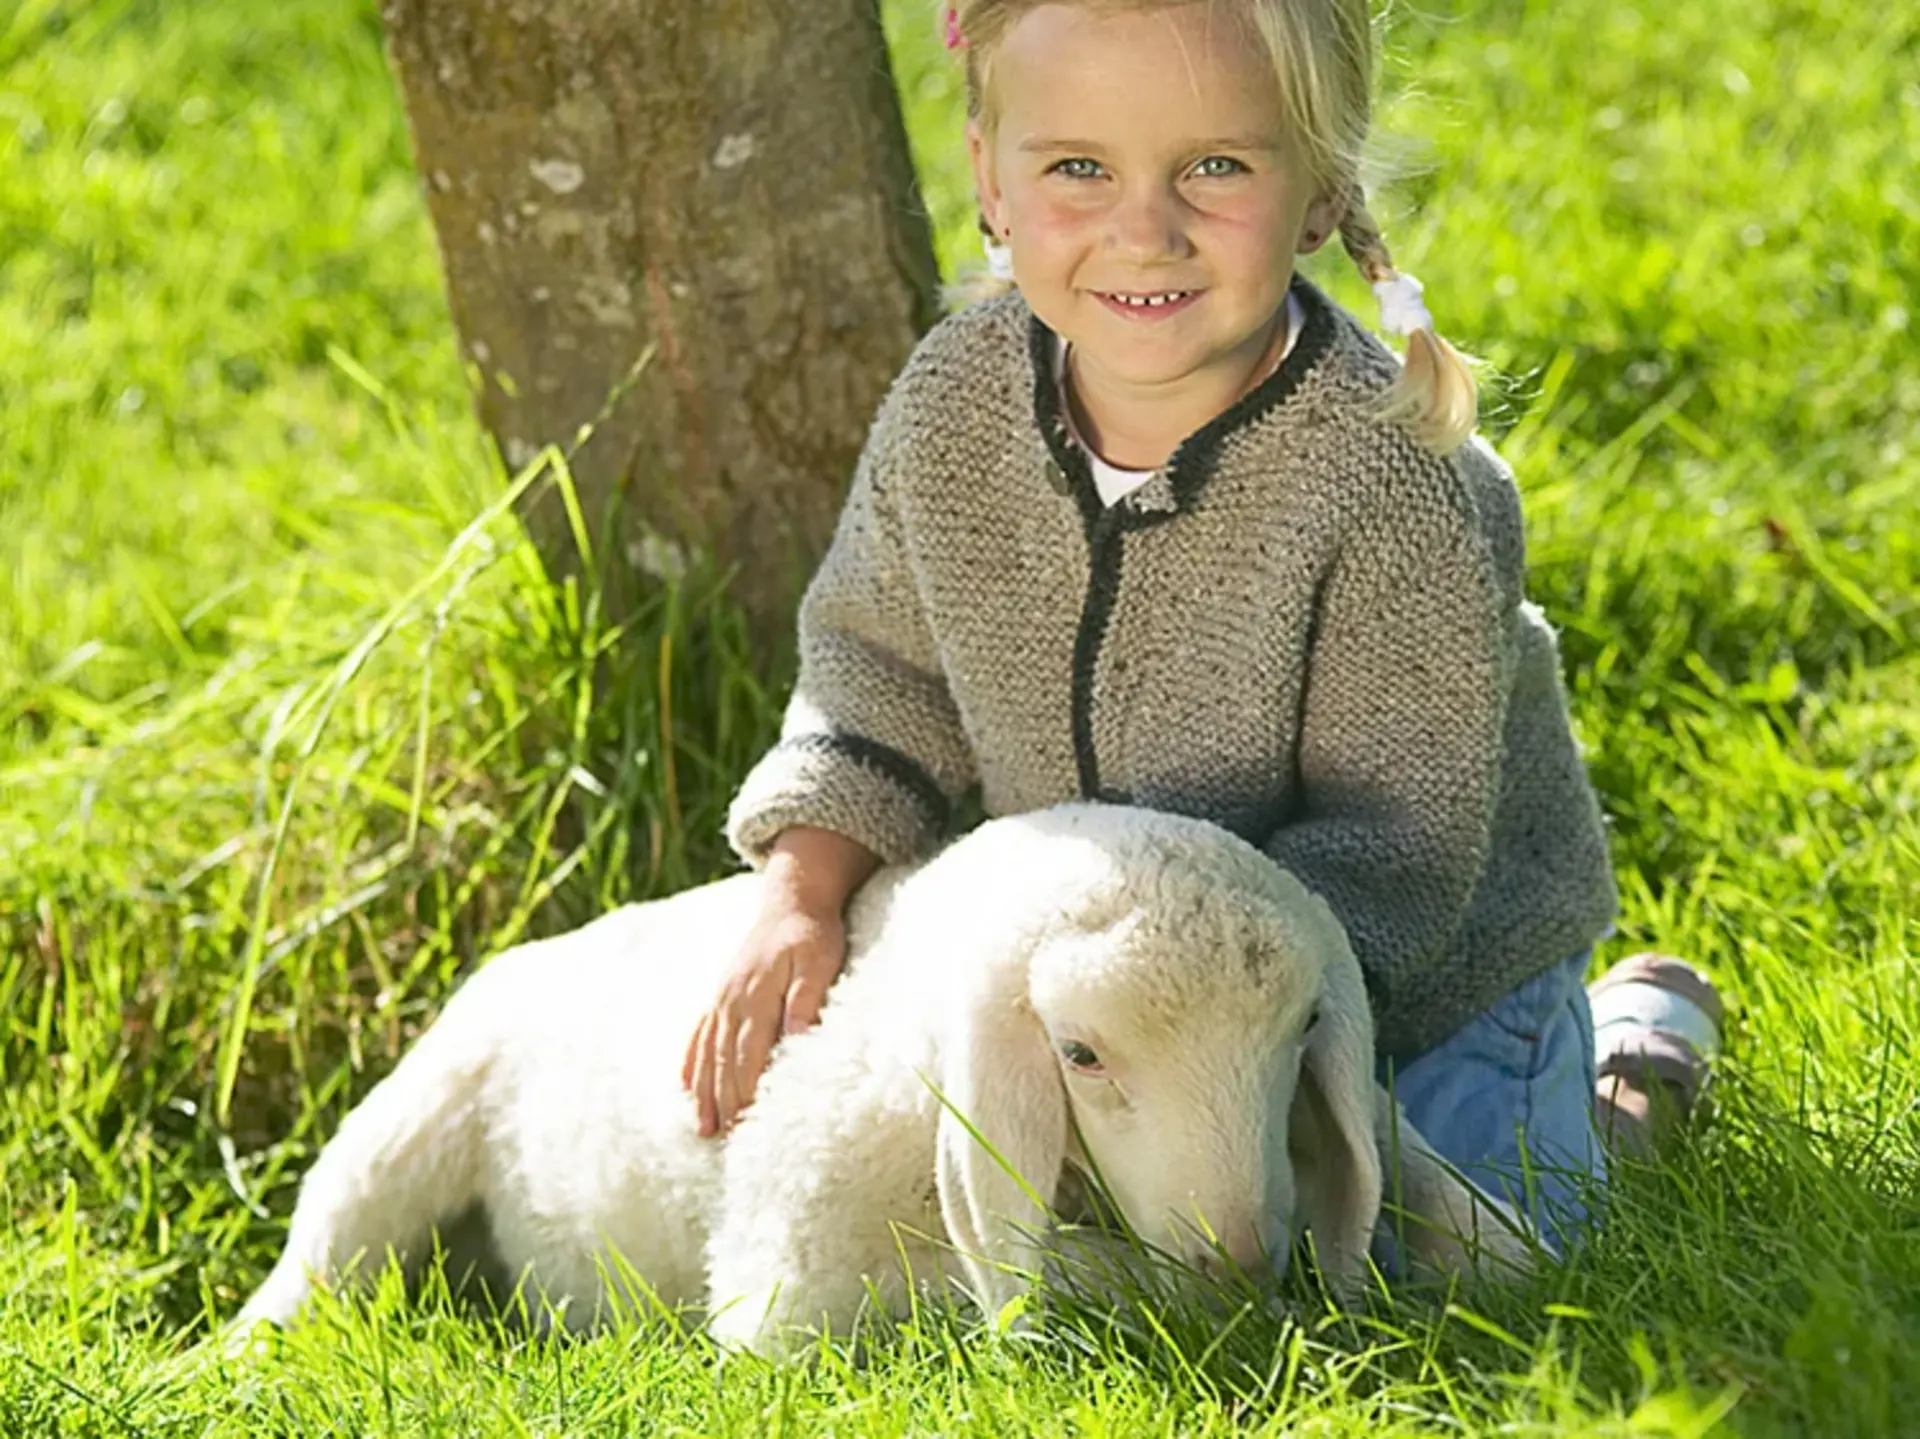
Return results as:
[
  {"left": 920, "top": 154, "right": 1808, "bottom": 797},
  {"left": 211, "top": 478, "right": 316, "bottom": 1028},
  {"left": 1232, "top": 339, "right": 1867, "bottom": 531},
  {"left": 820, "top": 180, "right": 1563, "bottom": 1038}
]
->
[
  {"left": 726, "top": 386, "right": 978, "bottom": 868},
  {"left": 1262, "top": 443, "right": 1522, "bottom": 1054}
]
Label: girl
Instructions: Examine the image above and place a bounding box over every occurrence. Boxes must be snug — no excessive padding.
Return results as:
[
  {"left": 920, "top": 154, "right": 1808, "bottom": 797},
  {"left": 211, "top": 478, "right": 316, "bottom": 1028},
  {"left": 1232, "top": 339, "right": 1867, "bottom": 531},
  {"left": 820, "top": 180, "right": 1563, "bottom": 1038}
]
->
[{"left": 681, "top": 0, "right": 1721, "bottom": 1251}]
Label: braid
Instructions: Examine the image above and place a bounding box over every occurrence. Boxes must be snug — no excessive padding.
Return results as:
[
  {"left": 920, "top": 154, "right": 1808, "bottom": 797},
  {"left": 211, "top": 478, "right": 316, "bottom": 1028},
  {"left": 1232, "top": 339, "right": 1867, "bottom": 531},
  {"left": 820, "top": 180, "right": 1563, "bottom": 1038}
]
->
[
  {"left": 1336, "top": 196, "right": 1395, "bottom": 286},
  {"left": 1338, "top": 192, "right": 1479, "bottom": 453}
]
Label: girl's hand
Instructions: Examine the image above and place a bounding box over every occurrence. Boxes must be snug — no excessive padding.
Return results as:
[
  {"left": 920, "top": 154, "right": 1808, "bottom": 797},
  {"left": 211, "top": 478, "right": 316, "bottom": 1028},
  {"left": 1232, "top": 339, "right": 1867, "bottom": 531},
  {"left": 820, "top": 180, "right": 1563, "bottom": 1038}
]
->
[
  {"left": 681, "top": 893, "right": 848, "bottom": 1137},
  {"left": 682, "top": 826, "right": 879, "bottom": 1137}
]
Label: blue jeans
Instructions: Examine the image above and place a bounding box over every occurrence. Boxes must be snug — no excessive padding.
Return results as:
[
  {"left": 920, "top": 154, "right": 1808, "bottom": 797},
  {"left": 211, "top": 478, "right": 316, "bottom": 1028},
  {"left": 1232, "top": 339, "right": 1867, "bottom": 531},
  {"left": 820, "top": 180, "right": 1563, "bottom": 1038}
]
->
[{"left": 1376, "top": 951, "right": 1603, "bottom": 1259}]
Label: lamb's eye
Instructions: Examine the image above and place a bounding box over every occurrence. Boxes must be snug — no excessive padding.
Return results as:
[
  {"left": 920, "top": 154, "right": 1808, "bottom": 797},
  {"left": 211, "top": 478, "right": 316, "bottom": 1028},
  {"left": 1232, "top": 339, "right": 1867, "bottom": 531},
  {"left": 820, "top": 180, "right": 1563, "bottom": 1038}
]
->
[
  {"left": 1059, "top": 1040, "right": 1103, "bottom": 1073},
  {"left": 1305, "top": 1004, "right": 1323, "bottom": 1034}
]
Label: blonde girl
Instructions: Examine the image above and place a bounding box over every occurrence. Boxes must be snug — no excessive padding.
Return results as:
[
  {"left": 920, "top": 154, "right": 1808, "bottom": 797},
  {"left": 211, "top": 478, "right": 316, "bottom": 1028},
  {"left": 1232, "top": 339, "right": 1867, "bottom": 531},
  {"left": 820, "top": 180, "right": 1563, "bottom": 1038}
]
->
[{"left": 682, "top": 0, "right": 1721, "bottom": 1257}]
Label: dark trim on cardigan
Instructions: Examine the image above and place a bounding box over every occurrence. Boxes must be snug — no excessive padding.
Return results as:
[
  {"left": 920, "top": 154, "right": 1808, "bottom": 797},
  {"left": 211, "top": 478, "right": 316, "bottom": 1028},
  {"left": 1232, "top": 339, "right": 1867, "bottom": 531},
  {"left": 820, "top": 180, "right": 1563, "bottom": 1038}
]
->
[
  {"left": 1150, "top": 276, "right": 1339, "bottom": 524},
  {"left": 776, "top": 732, "right": 952, "bottom": 832},
  {"left": 1027, "top": 324, "right": 1104, "bottom": 538},
  {"left": 1025, "top": 275, "right": 1342, "bottom": 803},
  {"left": 1068, "top": 508, "right": 1128, "bottom": 801},
  {"left": 1027, "top": 305, "right": 1111, "bottom": 799}
]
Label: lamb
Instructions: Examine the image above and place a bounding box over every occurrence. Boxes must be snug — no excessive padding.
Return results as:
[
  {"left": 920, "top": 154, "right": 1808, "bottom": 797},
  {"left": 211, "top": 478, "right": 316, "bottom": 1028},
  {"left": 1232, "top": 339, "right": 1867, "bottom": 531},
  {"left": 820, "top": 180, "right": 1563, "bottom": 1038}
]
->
[{"left": 234, "top": 803, "right": 1530, "bottom": 1357}]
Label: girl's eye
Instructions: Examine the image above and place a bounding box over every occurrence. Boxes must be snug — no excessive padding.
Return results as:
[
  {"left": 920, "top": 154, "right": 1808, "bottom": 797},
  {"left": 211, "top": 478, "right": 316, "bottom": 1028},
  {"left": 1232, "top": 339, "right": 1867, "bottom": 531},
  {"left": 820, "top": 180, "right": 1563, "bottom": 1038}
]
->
[
  {"left": 1191, "top": 155, "right": 1248, "bottom": 179},
  {"left": 1059, "top": 1040, "right": 1104, "bottom": 1073},
  {"left": 1049, "top": 157, "right": 1105, "bottom": 181}
]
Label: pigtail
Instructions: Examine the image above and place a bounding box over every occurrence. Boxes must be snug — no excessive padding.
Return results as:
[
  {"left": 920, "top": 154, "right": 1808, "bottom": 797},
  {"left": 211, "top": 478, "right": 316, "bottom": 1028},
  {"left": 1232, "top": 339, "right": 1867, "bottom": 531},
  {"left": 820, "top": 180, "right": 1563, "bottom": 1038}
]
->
[{"left": 1338, "top": 196, "right": 1478, "bottom": 454}]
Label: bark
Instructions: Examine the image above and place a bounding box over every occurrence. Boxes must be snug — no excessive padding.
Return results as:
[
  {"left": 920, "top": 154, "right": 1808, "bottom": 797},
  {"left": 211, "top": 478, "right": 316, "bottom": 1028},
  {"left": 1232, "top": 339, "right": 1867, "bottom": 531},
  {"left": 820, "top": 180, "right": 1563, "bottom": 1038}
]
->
[{"left": 382, "top": 0, "right": 942, "bottom": 631}]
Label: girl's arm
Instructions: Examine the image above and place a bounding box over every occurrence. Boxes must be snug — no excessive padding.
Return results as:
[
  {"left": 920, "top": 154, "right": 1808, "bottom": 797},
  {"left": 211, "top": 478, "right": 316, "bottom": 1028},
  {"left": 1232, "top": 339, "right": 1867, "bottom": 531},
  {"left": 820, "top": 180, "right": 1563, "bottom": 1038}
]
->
[
  {"left": 692, "top": 379, "right": 973, "bottom": 1134},
  {"left": 726, "top": 381, "right": 977, "bottom": 871}
]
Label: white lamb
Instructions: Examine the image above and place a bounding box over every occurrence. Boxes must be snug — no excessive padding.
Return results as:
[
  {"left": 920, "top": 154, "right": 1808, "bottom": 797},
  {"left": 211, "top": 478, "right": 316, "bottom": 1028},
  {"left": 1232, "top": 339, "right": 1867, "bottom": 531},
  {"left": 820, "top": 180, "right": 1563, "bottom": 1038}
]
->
[{"left": 234, "top": 804, "right": 1530, "bottom": 1356}]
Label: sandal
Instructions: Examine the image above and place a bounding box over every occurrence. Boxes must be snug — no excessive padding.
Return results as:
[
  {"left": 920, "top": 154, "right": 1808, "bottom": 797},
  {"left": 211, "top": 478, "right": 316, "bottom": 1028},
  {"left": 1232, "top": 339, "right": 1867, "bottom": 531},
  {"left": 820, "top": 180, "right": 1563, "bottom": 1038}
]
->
[{"left": 1589, "top": 952, "right": 1725, "bottom": 1115}]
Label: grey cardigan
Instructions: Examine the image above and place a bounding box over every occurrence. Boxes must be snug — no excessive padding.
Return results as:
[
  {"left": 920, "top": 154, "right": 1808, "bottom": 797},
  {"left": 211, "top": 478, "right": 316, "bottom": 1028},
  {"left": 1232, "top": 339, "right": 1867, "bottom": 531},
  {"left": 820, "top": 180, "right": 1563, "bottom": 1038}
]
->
[{"left": 727, "top": 278, "right": 1617, "bottom": 1056}]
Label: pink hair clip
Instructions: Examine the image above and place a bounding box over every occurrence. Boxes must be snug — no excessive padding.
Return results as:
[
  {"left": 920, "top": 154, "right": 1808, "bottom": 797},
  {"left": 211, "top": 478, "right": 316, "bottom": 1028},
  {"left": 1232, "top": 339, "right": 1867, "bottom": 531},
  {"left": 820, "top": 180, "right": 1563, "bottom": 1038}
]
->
[{"left": 944, "top": 5, "right": 967, "bottom": 50}]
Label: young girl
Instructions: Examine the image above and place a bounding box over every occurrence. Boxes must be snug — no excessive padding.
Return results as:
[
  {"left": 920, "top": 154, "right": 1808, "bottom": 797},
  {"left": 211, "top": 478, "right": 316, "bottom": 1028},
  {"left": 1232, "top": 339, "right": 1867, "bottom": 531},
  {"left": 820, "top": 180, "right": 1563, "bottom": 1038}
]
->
[{"left": 681, "top": 0, "right": 1721, "bottom": 1250}]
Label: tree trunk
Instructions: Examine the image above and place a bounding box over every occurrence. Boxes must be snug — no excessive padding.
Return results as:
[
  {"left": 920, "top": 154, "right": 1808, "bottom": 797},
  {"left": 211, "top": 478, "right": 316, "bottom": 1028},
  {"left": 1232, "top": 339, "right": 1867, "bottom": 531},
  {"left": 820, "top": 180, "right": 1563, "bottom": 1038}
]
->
[{"left": 381, "top": 0, "right": 942, "bottom": 632}]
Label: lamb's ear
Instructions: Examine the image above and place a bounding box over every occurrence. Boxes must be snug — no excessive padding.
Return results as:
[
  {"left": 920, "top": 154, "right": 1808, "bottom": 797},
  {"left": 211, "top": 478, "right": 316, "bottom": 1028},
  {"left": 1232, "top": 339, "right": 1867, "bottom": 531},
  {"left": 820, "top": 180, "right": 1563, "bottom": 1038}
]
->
[
  {"left": 933, "top": 957, "right": 1069, "bottom": 1320},
  {"left": 1371, "top": 1090, "right": 1537, "bottom": 1279},
  {"left": 1288, "top": 950, "right": 1383, "bottom": 1299}
]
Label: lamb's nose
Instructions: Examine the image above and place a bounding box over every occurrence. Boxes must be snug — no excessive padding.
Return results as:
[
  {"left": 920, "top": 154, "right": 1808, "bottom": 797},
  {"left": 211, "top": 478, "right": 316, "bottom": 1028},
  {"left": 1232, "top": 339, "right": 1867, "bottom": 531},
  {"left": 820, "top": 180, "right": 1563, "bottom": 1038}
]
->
[
  {"left": 1198, "top": 1251, "right": 1240, "bottom": 1282},
  {"left": 1196, "top": 1218, "right": 1266, "bottom": 1276}
]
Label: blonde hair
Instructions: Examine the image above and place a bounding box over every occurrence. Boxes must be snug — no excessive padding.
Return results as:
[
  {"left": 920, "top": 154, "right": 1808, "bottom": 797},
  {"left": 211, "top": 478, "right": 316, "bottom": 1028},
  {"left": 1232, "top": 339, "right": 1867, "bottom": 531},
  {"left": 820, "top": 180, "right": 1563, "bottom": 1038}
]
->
[{"left": 943, "top": 0, "right": 1477, "bottom": 453}]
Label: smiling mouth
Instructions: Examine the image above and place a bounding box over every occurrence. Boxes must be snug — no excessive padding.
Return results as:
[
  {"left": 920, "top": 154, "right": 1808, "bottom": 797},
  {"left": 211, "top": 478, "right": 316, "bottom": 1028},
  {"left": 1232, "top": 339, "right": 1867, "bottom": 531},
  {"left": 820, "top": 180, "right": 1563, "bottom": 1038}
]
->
[{"left": 1100, "top": 290, "right": 1197, "bottom": 308}]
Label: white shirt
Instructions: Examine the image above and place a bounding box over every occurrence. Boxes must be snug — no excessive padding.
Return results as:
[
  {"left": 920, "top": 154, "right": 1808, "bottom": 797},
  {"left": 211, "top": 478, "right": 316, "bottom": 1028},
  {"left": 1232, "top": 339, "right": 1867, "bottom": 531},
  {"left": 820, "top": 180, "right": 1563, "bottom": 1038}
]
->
[{"left": 1054, "top": 289, "right": 1305, "bottom": 506}]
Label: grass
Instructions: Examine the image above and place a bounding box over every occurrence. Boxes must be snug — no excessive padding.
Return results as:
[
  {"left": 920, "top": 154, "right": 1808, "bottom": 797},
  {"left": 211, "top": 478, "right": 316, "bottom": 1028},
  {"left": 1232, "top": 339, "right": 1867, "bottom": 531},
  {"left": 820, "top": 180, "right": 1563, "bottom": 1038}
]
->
[{"left": 0, "top": 0, "right": 1915, "bottom": 1432}]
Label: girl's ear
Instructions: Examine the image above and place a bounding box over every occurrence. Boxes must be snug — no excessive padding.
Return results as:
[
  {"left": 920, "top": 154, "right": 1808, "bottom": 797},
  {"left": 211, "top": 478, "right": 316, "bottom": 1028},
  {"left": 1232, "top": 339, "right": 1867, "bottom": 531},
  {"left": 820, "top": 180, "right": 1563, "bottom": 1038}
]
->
[
  {"left": 966, "top": 117, "right": 1008, "bottom": 239},
  {"left": 1286, "top": 952, "right": 1383, "bottom": 1297},
  {"left": 934, "top": 951, "right": 1068, "bottom": 1319},
  {"left": 1296, "top": 190, "right": 1345, "bottom": 255}
]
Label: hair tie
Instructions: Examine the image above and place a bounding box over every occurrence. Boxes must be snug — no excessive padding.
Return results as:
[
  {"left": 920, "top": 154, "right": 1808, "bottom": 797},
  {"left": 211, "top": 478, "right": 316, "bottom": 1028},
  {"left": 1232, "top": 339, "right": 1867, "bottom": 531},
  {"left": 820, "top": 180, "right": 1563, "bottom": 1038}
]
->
[
  {"left": 944, "top": 6, "right": 966, "bottom": 50},
  {"left": 1371, "top": 272, "right": 1434, "bottom": 337}
]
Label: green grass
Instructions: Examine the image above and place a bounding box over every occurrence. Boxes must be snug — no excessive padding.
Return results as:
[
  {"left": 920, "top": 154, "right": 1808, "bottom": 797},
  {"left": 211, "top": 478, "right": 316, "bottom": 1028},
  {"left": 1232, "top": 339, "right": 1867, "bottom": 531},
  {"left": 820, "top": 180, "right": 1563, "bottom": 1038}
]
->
[{"left": 1, "top": 0, "right": 1915, "bottom": 1431}]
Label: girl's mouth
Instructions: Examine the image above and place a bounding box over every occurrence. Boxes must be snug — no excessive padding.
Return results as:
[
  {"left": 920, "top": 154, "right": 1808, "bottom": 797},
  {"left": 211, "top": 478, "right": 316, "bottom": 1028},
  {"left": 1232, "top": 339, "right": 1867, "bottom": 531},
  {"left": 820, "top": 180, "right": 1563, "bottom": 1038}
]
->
[{"left": 1095, "top": 289, "right": 1200, "bottom": 320}]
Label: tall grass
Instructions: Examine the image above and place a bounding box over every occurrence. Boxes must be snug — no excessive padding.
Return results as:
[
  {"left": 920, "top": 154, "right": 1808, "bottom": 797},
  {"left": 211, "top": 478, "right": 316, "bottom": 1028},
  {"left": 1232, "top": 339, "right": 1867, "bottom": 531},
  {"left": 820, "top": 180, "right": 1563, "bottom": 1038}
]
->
[{"left": 1, "top": 0, "right": 1915, "bottom": 1432}]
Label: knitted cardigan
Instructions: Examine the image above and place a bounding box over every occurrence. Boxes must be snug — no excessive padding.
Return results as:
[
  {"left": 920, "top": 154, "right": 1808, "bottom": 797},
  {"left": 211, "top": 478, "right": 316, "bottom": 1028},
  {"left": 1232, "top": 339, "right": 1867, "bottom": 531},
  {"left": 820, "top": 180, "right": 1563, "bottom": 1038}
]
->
[{"left": 726, "top": 277, "right": 1617, "bottom": 1057}]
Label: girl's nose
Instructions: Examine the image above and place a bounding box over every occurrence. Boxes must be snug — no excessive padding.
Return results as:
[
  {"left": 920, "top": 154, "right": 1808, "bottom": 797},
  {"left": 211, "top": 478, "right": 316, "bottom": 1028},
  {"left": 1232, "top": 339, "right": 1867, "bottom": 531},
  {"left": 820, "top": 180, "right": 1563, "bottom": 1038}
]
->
[{"left": 1104, "top": 185, "right": 1190, "bottom": 264}]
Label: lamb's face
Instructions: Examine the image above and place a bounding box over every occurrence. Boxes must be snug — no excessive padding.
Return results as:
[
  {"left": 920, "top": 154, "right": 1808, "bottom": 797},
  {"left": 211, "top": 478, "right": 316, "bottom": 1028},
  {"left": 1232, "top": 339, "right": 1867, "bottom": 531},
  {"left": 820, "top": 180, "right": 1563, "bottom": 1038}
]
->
[{"left": 1027, "top": 897, "right": 1322, "bottom": 1277}]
